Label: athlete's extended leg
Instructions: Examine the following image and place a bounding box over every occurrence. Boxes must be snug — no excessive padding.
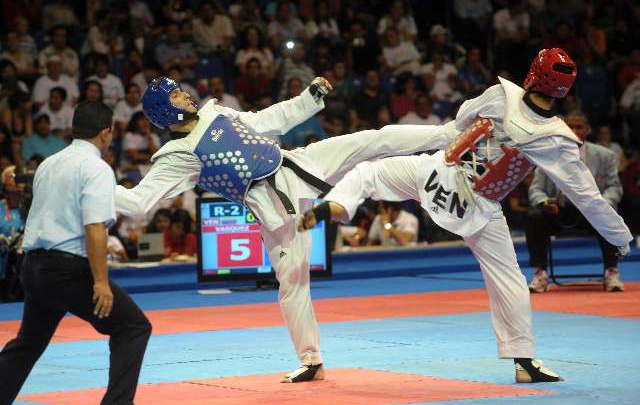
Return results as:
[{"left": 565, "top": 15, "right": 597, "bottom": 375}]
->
[{"left": 464, "top": 213, "right": 563, "bottom": 383}]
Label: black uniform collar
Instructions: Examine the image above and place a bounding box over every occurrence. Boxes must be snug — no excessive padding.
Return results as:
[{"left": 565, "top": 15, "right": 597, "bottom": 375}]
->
[{"left": 522, "top": 91, "right": 555, "bottom": 119}]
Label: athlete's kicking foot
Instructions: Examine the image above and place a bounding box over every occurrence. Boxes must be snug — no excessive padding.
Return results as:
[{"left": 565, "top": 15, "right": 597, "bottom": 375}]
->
[
  {"left": 298, "top": 201, "right": 345, "bottom": 231},
  {"left": 282, "top": 364, "right": 326, "bottom": 383},
  {"left": 515, "top": 358, "right": 563, "bottom": 383}
]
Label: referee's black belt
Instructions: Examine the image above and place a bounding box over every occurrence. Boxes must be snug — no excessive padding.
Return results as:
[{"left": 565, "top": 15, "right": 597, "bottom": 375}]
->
[
  {"left": 27, "top": 249, "right": 86, "bottom": 260},
  {"left": 264, "top": 157, "right": 332, "bottom": 215}
]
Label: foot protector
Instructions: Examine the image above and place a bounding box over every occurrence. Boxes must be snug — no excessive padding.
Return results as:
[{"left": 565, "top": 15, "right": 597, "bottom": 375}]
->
[
  {"left": 300, "top": 202, "right": 331, "bottom": 230},
  {"left": 282, "top": 363, "right": 325, "bottom": 383},
  {"left": 515, "top": 358, "right": 564, "bottom": 383}
]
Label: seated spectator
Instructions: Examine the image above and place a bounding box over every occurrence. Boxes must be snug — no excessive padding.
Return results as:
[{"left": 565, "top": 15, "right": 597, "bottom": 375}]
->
[
  {"left": 155, "top": 22, "right": 198, "bottom": 77},
  {"left": 86, "top": 54, "right": 125, "bottom": 109},
  {"left": 420, "top": 51, "right": 458, "bottom": 101},
  {"left": 619, "top": 72, "right": 640, "bottom": 148},
  {"left": 21, "top": 115, "right": 66, "bottom": 162},
  {"left": 235, "top": 25, "right": 274, "bottom": 78},
  {"left": 279, "top": 42, "right": 315, "bottom": 100},
  {"left": 147, "top": 208, "right": 172, "bottom": 233},
  {"left": 122, "top": 111, "right": 161, "bottom": 165},
  {"left": 309, "top": 38, "right": 333, "bottom": 76},
  {"left": 42, "top": 0, "right": 79, "bottom": 31},
  {"left": 32, "top": 56, "right": 79, "bottom": 109},
  {"left": 37, "top": 87, "right": 73, "bottom": 139},
  {"left": 164, "top": 209, "right": 197, "bottom": 257},
  {"left": 352, "top": 70, "right": 388, "bottom": 128},
  {"left": 192, "top": 1, "right": 235, "bottom": 53},
  {"left": 79, "top": 79, "right": 103, "bottom": 103},
  {"left": 377, "top": 0, "right": 417, "bottom": 43},
  {"left": 115, "top": 178, "right": 148, "bottom": 249},
  {"left": 267, "top": 2, "right": 306, "bottom": 48},
  {"left": 0, "top": 165, "right": 25, "bottom": 237},
  {"left": 234, "top": 58, "right": 270, "bottom": 111},
  {"left": 84, "top": 9, "right": 125, "bottom": 57},
  {"left": 453, "top": 0, "right": 492, "bottom": 48},
  {"left": 526, "top": 111, "right": 625, "bottom": 293},
  {"left": 595, "top": 125, "right": 626, "bottom": 172},
  {"left": 504, "top": 171, "right": 534, "bottom": 231},
  {"left": 541, "top": 20, "right": 586, "bottom": 62},
  {"left": 305, "top": 0, "right": 339, "bottom": 42},
  {"left": 0, "top": 124, "right": 12, "bottom": 160},
  {"left": 381, "top": 27, "right": 421, "bottom": 75},
  {"left": 114, "top": 83, "right": 143, "bottom": 134},
  {"left": 281, "top": 77, "right": 326, "bottom": 148},
  {"left": 0, "top": 31, "right": 35, "bottom": 79},
  {"left": 14, "top": 16, "right": 37, "bottom": 62},
  {"left": 201, "top": 76, "right": 242, "bottom": 110},
  {"left": 427, "top": 24, "right": 466, "bottom": 65},
  {"left": 574, "top": 52, "right": 611, "bottom": 127},
  {"left": 331, "top": 60, "right": 353, "bottom": 97},
  {"left": 398, "top": 95, "right": 441, "bottom": 125},
  {"left": 367, "top": 201, "right": 418, "bottom": 247},
  {"left": 2, "top": 90, "right": 32, "bottom": 143},
  {"left": 617, "top": 49, "right": 640, "bottom": 92},
  {"left": 131, "top": 62, "right": 161, "bottom": 95},
  {"left": 37, "top": 26, "right": 79, "bottom": 79},
  {"left": 348, "top": 21, "right": 381, "bottom": 76},
  {"left": 390, "top": 73, "right": 417, "bottom": 120},
  {"left": 493, "top": 0, "right": 530, "bottom": 78},
  {"left": 122, "top": 49, "right": 144, "bottom": 87},
  {"left": 458, "top": 47, "right": 492, "bottom": 94},
  {"left": 166, "top": 65, "right": 199, "bottom": 102}
]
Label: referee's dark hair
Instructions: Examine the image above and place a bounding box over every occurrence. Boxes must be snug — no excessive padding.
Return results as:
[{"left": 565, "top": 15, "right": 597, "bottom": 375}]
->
[{"left": 72, "top": 100, "right": 113, "bottom": 139}]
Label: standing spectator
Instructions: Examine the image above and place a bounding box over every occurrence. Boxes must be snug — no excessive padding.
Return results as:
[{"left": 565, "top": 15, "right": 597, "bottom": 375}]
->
[
  {"left": 37, "top": 87, "right": 73, "bottom": 139},
  {"left": 192, "top": 1, "right": 235, "bottom": 53},
  {"left": 201, "top": 76, "right": 242, "bottom": 110},
  {"left": 114, "top": 83, "right": 143, "bottom": 134},
  {"left": 15, "top": 16, "right": 37, "bottom": 62},
  {"left": 377, "top": 0, "right": 418, "bottom": 43},
  {"left": 347, "top": 20, "right": 380, "bottom": 75},
  {"left": 352, "top": 70, "right": 388, "bottom": 128},
  {"left": 367, "top": 201, "right": 418, "bottom": 246},
  {"left": 37, "top": 26, "right": 80, "bottom": 79},
  {"left": 80, "top": 80, "right": 103, "bottom": 103},
  {"left": 86, "top": 54, "right": 125, "bottom": 109},
  {"left": 235, "top": 25, "right": 275, "bottom": 78},
  {"left": 42, "top": 0, "right": 79, "bottom": 31},
  {"left": 381, "top": 27, "right": 421, "bottom": 76},
  {"left": 0, "top": 31, "right": 35, "bottom": 79},
  {"left": 164, "top": 209, "right": 197, "bottom": 257},
  {"left": 281, "top": 77, "right": 326, "bottom": 148},
  {"left": 267, "top": 2, "right": 306, "bottom": 48},
  {"left": 279, "top": 42, "right": 315, "bottom": 100},
  {"left": 20, "top": 115, "right": 66, "bottom": 161},
  {"left": 398, "top": 94, "right": 441, "bottom": 125},
  {"left": 122, "top": 111, "right": 160, "bottom": 165},
  {"left": 305, "top": 0, "right": 339, "bottom": 42},
  {"left": 32, "top": 56, "right": 79, "bottom": 109},
  {"left": 234, "top": 58, "right": 270, "bottom": 111},
  {"left": 458, "top": 47, "right": 492, "bottom": 94},
  {"left": 154, "top": 22, "right": 198, "bottom": 76}
]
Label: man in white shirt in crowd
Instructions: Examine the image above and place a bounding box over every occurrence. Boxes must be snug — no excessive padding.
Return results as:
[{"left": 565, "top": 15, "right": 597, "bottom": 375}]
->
[
  {"left": 0, "top": 100, "right": 151, "bottom": 405},
  {"left": 398, "top": 95, "right": 442, "bottom": 125},
  {"left": 114, "top": 83, "right": 143, "bottom": 134},
  {"left": 381, "top": 27, "right": 421, "bottom": 75},
  {"left": 32, "top": 55, "right": 79, "bottom": 109},
  {"left": 367, "top": 201, "right": 418, "bottom": 246},
  {"left": 37, "top": 26, "right": 80, "bottom": 80},
  {"left": 192, "top": 0, "right": 235, "bottom": 53},
  {"left": 37, "top": 86, "right": 74, "bottom": 139},
  {"left": 200, "top": 76, "right": 242, "bottom": 110},
  {"left": 86, "top": 54, "right": 125, "bottom": 110}
]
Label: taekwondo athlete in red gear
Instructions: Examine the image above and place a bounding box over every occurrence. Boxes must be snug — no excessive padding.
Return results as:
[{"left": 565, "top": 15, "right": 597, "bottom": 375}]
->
[
  {"left": 115, "top": 76, "right": 461, "bottom": 383},
  {"left": 299, "top": 48, "right": 633, "bottom": 383}
]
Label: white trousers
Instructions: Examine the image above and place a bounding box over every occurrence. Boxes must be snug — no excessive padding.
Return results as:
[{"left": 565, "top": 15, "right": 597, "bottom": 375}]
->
[
  {"left": 246, "top": 125, "right": 452, "bottom": 365},
  {"left": 324, "top": 155, "right": 536, "bottom": 358}
]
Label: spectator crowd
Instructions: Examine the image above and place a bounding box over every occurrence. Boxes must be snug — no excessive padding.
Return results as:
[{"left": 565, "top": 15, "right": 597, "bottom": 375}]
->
[{"left": 0, "top": 0, "right": 639, "bottom": 263}]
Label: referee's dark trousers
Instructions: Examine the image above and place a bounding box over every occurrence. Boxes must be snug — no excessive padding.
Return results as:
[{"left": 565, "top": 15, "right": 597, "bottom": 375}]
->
[{"left": 0, "top": 250, "right": 152, "bottom": 405}]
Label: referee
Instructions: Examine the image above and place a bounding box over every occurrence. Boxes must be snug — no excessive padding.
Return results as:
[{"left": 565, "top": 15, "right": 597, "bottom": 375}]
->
[{"left": 0, "top": 101, "right": 151, "bottom": 405}]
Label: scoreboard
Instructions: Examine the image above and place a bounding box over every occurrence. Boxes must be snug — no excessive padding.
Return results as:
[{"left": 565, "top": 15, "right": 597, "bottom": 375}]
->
[{"left": 197, "top": 197, "right": 330, "bottom": 282}]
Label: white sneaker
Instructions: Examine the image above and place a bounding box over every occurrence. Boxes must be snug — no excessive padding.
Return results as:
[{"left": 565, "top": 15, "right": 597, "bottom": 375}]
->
[
  {"left": 281, "top": 364, "right": 325, "bottom": 383},
  {"left": 604, "top": 268, "right": 625, "bottom": 292},
  {"left": 528, "top": 269, "right": 551, "bottom": 293},
  {"left": 515, "top": 358, "right": 564, "bottom": 383}
]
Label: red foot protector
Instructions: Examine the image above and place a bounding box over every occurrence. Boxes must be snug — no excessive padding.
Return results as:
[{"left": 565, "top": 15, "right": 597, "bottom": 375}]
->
[{"left": 19, "top": 368, "right": 552, "bottom": 405}]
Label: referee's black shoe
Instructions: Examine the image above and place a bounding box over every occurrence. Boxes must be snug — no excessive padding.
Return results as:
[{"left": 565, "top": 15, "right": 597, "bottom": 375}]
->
[
  {"left": 281, "top": 364, "right": 325, "bottom": 383},
  {"left": 515, "top": 358, "right": 564, "bottom": 383}
]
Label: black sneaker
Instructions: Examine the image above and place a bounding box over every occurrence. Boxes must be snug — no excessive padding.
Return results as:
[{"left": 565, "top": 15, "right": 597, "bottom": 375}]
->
[{"left": 515, "top": 358, "right": 564, "bottom": 383}]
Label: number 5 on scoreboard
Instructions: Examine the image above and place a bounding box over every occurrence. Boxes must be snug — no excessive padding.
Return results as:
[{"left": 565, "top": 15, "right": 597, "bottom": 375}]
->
[{"left": 218, "top": 233, "right": 263, "bottom": 267}]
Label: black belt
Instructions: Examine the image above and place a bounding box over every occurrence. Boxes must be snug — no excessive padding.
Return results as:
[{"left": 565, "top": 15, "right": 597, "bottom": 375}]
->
[
  {"left": 265, "top": 157, "right": 332, "bottom": 214},
  {"left": 27, "top": 249, "right": 86, "bottom": 260}
]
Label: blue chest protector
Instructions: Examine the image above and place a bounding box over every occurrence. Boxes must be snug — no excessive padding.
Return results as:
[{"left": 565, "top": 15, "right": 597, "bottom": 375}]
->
[{"left": 194, "top": 115, "right": 282, "bottom": 203}]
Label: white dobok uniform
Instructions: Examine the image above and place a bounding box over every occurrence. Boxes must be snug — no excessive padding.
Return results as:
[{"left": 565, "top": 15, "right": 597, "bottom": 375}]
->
[
  {"left": 115, "top": 87, "right": 456, "bottom": 365},
  {"left": 324, "top": 78, "right": 633, "bottom": 358}
]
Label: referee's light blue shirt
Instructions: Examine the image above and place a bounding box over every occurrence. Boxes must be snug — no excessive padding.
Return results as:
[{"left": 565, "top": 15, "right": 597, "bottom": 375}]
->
[{"left": 22, "top": 139, "right": 116, "bottom": 257}]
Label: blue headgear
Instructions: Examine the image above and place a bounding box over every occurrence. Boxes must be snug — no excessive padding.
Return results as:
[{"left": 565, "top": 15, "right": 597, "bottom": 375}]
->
[{"left": 142, "top": 77, "right": 197, "bottom": 128}]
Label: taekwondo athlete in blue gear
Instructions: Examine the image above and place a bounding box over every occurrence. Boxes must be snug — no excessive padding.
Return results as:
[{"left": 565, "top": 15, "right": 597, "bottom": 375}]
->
[{"left": 115, "top": 75, "right": 460, "bottom": 383}]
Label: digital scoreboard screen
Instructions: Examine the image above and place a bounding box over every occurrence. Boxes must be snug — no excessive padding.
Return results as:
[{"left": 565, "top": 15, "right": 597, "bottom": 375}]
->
[{"left": 196, "top": 197, "right": 331, "bottom": 282}]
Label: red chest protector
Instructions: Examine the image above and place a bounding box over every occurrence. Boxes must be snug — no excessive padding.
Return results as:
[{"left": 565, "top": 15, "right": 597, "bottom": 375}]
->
[{"left": 444, "top": 117, "right": 534, "bottom": 201}]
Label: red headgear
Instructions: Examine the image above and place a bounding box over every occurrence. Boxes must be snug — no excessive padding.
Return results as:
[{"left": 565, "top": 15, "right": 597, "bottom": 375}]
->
[{"left": 523, "top": 48, "right": 577, "bottom": 98}]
